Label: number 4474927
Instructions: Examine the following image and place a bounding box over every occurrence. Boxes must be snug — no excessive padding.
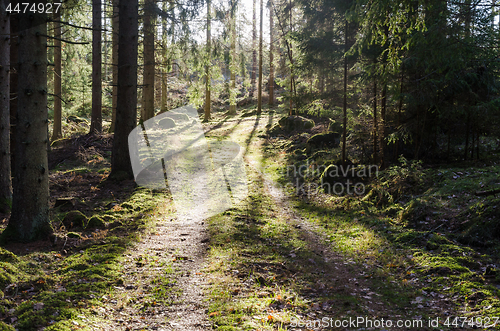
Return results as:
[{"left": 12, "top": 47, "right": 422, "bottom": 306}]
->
[
  {"left": 444, "top": 316, "right": 499, "bottom": 328},
  {"left": 5, "top": 2, "right": 61, "bottom": 14}
]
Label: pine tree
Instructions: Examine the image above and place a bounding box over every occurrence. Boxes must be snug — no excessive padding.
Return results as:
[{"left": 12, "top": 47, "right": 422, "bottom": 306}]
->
[
  {"left": 204, "top": 0, "right": 211, "bottom": 121},
  {"left": 51, "top": 11, "right": 62, "bottom": 140},
  {"left": 7, "top": 6, "right": 52, "bottom": 241},
  {"left": 141, "top": 0, "right": 155, "bottom": 121},
  {"left": 110, "top": 0, "right": 138, "bottom": 178},
  {"left": 90, "top": 0, "right": 103, "bottom": 133},
  {"left": 109, "top": 0, "right": 119, "bottom": 133},
  {"left": 228, "top": 0, "right": 237, "bottom": 114},
  {"left": 250, "top": 0, "right": 256, "bottom": 97},
  {"left": 257, "top": 0, "right": 263, "bottom": 113},
  {"left": 268, "top": 0, "right": 274, "bottom": 106},
  {"left": 0, "top": 1, "right": 12, "bottom": 213}
]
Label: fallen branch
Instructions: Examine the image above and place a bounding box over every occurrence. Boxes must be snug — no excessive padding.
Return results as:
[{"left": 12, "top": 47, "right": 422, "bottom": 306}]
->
[{"left": 475, "top": 188, "right": 500, "bottom": 196}]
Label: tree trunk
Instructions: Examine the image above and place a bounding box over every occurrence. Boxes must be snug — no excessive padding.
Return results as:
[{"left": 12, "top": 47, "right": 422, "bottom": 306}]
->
[
  {"left": 257, "top": 0, "right": 263, "bottom": 113},
  {"left": 7, "top": 8, "right": 51, "bottom": 241},
  {"left": 373, "top": 77, "right": 377, "bottom": 165},
  {"left": 380, "top": 81, "right": 387, "bottom": 168},
  {"left": 251, "top": 0, "right": 256, "bottom": 97},
  {"left": 268, "top": 0, "right": 274, "bottom": 106},
  {"left": 142, "top": 0, "right": 155, "bottom": 121},
  {"left": 288, "top": 0, "right": 293, "bottom": 115},
  {"left": 160, "top": 1, "right": 168, "bottom": 112},
  {"left": 0, "top": 4, "right": 12, "bottom": 213},
  {"left": 110, "top": 0, "right": 138, "bottom": 178},
  {"left": 51, "top": 11, "right": 62, "bottom": 140},
  {"left": 10, "top": 11, "right": 18, "bottom": 175},
  {"left": 109, "top": 0, "right": 119, "bottom": 132},
  {"left": 341, "top": 19, "right": 348, "bottom": 167},
  {"left": 90, "top": 0, "right": 102, "bottom": 133},
  {"left": 229, "top": 0, "right": 237, "bottom": 114},
  {"left": 204, "top": 0, "right": 211, "bottom": 121}
]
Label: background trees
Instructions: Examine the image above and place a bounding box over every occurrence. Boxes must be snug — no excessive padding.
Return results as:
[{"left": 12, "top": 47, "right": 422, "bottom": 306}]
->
[{"left": 2, "top": 0, "right": 500, "bottom": 242}]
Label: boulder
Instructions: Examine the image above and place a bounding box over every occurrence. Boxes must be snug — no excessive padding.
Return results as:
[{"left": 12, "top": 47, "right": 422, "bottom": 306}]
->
[
  {"left": 158, "top": 117, "right": 176, "bottom": 129},
  {"left": 307, "top": 132, "right": 340, "bottom": 148},
  {"left": 278, "top": 116, "right": 314, "bottom": 131},
  {"left": 62, "top": 211, "right": 87, "bottom": 230}
]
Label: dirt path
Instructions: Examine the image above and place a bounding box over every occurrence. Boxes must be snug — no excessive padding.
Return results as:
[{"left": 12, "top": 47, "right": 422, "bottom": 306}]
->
[
  {"left": 88, "top": 215, "right": 211, "bottom": 331},
  {"left": 90, "top": 111, "right": 463, "bottom": 330}
]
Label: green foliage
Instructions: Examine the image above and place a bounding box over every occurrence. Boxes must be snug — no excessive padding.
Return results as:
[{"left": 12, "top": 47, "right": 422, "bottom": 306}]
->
[{"left": 366, "top": 156, "right": 424, "bottom": 206}]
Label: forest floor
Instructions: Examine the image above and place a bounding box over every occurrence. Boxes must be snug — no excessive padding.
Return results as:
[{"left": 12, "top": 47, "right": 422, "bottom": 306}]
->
[{"left": 0, "top": 104, "right": 499, "bottom": 330}]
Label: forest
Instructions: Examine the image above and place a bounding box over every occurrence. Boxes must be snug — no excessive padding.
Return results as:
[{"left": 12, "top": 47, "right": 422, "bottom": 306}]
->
[{"left": 0, "top": 0, "right": 500, "bottom": 329}]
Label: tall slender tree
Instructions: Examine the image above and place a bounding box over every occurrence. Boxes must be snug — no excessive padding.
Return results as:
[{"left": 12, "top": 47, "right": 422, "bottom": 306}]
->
[
  {"left": 109, "top": 0, "right": 119, "bottom": 132},
  {"left": 110, "top": 0, "right": 138, "bottom": 178},
  {"left": 268, "top": 0, "right": 274, "bottom": 106},
  {"left": 161, "top": 1, "right": 168, "bottom": 112},
  {"left": 229, "top": 0, "right": 237, "bottom": 114},
  {"left": 341, "top": 19, "right": 348, "bottom": 166},
  {"left": 90, "top": 0, "right": 102, "bottom": 133},
  {"left": 250, "top": 0, "right": 256, "bottom": 97},
  {"left": 257, "top": 0, "right": 263, "bottom": 113},
  {"left": 7, "top": 6, "right": 52, "bottom": 241},
  {"left": 0, "top": 1, "right": 12, "bottom": 213},
  {"left": 142, "top": 0, "right": 155, "bottom": 121},
  {"left": 204, "top": 0, "right": 211, "bottom": 121},
  {"left": 51, "top": 11, "right": 62, "bottom": 140}
]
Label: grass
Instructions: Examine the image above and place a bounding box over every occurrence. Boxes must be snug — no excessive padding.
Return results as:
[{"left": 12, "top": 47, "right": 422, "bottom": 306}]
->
[
  {"left": 0, "top": 134, "right": 180, "bottom": 330},
  {"left": 202, "top": 106, "right": 500, "bottom": 330}
]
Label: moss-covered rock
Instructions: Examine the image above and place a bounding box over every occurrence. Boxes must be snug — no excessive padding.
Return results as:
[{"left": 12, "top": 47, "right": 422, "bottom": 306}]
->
[
  {"left": 0, "top": 248, "right": 18, "bottom": 263},
  {"left": 62, "top": 211, "right": 87, "bottom": 230},
  {"left": 158, "top": 117, "right": 176, "bottom": 128},
  {"left": 307, "top": 132, "right": 340, "bottom": 148},
  {"left": 165, "top": 112, "right": 190, "bottom": 122},
  {"left": 278, "top": 116, "right": 314, "bottom": 131},
  {"left": 0, "top": 321, "right": 15, "bottom": 331},
  {"left": 67, "top": 232, "right": 81, "bottom": 239},
  {"left": 328, "top": 119, "right": 342, "bottom": 133},
  {"left": 86, "top": 216, "right": 106, "bottom": 229}
]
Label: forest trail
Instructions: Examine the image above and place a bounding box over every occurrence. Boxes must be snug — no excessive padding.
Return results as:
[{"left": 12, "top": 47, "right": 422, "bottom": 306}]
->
[{"left": 90, "top": 110, "right": 464, "bottom": 330}]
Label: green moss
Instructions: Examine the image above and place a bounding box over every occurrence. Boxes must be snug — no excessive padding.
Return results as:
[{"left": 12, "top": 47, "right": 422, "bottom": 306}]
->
[
  {"left": 66, "top": 232, "right": 81, "bottom": 239},
  {"left": 86, "top": 216, "right": 106, "bottom": 229},
  {"left": 0, "top": 248, "right": 18, "bottom": 263},
  {"left": 62, "top": 211, "right": 87, "bottom": 230},
  {"left": 158, "top": 117, "right": 176, "bottom": 128},
  {"left": 0, "top": 321, "right": 15, "bottom": 331}
]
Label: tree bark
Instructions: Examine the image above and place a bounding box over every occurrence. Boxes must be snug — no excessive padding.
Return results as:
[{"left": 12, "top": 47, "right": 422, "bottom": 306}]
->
[
  {"left": 141, "top": 0, "right": 155, "bottom": 121},
  {"left": 229, "top": 0, "right": 237, "bottom": 114},
  {"left": 0, "top": 3, "right": 12, "bottom": 212},
  {"left": 90, "top": 0, "right": 103, "bottom": 133},
  {"left": 251, "top": 0, "right": 256, "bottom": 97},
  {"left": 341, "top": 19, "right": 348, "bottom": 167},
  {"left": 380, "top": 80, "right": 387, "bottom": 168},
  {"left": 204, "top": 0, "right": 211, "bottom": 121},
  {"left": 10, "top": 10, "right": 18, "bottom": 175},
  {"left": 373, "top": 77, "right": 377, "bottom": 165},
  {"left": 51, "top": 11, "right": 62, "bottom": 140},
  {"left": 268, "top": 0, "right": 274, "bottom": 106},
  {"left": 257, "top": 0, "right": 263, "bottom": 113},
  {"left": 110, "top": 0, "right": 138, "bottom": 178},
  {"left": 7, "top": 7, "right": 51, "bottom": 241},
  {"left": 160, "top": 1, "right": 168, "bottom": 112},
  {"left": 109, "top": 0, "right": 119, "bottom": 132}
]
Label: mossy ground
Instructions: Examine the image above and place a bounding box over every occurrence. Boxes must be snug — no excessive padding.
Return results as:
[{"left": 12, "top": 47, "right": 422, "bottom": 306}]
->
[
  {"left": 0, "top": 134, "right": 178, "bottom": 330},
  {"left": 203, "top": 106, "right": 500, "bottom": 330}
]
